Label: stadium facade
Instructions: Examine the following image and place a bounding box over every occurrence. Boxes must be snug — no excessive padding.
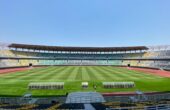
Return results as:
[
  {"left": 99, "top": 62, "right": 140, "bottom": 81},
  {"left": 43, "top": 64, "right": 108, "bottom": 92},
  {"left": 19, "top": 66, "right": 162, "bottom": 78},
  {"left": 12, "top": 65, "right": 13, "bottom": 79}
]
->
[{"left": 0, "top": 43, "right": 170, "bottom": 69}]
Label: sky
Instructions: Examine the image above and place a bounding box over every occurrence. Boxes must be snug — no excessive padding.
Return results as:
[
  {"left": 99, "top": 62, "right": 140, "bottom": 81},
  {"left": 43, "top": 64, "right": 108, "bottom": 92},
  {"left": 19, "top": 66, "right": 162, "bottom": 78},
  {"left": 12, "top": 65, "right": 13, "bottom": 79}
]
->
[{"left": 0, "top": 0, "right": 170, "bottom": 47}]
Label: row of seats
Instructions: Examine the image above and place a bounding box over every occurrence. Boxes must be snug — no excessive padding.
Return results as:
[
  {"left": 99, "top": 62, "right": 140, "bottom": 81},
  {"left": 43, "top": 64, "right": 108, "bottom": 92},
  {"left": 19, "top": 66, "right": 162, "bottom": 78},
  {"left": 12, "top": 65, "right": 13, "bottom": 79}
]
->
[
  {"left": 0, "top": 103, "right": 59, "bottom": 110},
  {"left": 1, "top": 47, "right": 170, "bottom": 69},
  {"left": 1, "top": 58, "right": 170, "bottom": 69},
  {"left": 0, "top": 99, "right": 170, "bottom": 110}
]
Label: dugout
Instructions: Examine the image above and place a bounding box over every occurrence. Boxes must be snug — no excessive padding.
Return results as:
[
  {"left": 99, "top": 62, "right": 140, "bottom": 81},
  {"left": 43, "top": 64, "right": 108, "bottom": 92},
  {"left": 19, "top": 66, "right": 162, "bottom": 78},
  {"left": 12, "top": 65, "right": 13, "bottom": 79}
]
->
[
  {"left": 103, "top": 82, "right": 135, "bottom": 88},
  {"left": 28, "top": 82, "right": 64, "bottom": 90}
]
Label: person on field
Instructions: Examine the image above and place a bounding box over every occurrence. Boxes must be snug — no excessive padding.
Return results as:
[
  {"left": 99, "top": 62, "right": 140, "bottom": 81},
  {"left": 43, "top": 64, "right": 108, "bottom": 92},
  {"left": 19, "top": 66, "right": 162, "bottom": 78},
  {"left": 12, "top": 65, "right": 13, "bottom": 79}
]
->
[{"left": 93, "top": 84, "right": 97, "bottom": 91}]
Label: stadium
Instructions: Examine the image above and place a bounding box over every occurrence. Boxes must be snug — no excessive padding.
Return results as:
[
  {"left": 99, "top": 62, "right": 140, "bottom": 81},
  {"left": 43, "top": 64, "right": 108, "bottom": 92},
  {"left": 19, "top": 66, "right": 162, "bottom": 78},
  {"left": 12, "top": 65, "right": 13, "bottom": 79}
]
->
[
  {"left": 1, "top": 0, "right": 170, "bottom": 109},
  {"left": 0, "top": 43, "right": 170, "bottom": 109}
]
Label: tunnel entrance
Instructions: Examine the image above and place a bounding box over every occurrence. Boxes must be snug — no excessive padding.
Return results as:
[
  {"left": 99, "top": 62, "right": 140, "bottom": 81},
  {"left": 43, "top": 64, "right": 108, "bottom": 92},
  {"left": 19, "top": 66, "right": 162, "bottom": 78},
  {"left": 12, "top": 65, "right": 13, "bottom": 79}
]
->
[{"left": 29, "top": 63, "right": 33, "bottom": 67}]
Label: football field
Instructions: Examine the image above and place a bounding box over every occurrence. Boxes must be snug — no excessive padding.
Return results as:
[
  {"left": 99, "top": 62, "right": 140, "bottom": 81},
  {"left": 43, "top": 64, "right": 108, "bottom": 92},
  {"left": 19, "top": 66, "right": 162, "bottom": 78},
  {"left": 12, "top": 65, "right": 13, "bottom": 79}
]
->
[{"left": 0, "top": 66, "right": 170, "bottom": 96}]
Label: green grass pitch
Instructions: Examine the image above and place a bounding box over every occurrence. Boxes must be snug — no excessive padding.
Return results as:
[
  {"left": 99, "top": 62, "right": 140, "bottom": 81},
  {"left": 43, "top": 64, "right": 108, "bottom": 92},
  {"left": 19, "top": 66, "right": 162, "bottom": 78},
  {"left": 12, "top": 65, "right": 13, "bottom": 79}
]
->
[{"left": 0, "top": 66, "right": 170, "bottom": 97}]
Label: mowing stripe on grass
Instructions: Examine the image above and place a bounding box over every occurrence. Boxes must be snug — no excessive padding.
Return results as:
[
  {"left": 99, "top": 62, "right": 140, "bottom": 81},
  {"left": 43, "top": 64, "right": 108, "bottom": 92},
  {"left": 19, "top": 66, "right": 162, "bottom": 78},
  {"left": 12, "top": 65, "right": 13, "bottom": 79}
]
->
[
  {"left": 82, "top": 66, "right": 90, "bottom": 81},
  {"left": 66, "top": 66, "right": 79, "bottom": 81},
  {"left": 0, "top": 67, "right": 53, "bottom": 80},
  {"left": 93, "top": 66, "right": 114, "bottom": 81},
  {"left": 54, "top": 66, "right": 74, "bottom": 80},
  {"left": 107, "top": 67, "right": 141, "bottom": 80},
  {"left": 26, "top": 67, "right": 66, "bottom": 81},
  {"left": 41, "top": 66, "right": 67, "bottom": 80},
  {"left": 0, "top": 67, "right": 48, "bottom": 77},
  {"left": 85, "top": 66, "right": 99, "bottom": 81},
  {"left": 109, "top": 66, "right": 152, "bottom": 80},
  {"left": 124, "top": 68, "right": 163, "bottom": 78},
  {"left": 44, "top": 66, "right": 70, "bottom": 81},
  {"left": 15, "top": 67, "right": 58, "bottom": 81},
  {"left": 75, "top": 66, "right": 82, "bottom": 81},
  {"left": 0, "top": 69, "right": 39, "bottom": 78},
  {"left": 88, "top": 66, "right": 105, "bottom": 80},
  {"left": 94, "top": 66, "right": 122, "bottom": 81},
  {"left": 59, "top": 66, "right": 75, "bottom": 80},
  {"left": 100, "top": 66, "right": 132, "bottom": 80},
  {"left": 110, "top": 67, "right": 158, "bottom": 80}
]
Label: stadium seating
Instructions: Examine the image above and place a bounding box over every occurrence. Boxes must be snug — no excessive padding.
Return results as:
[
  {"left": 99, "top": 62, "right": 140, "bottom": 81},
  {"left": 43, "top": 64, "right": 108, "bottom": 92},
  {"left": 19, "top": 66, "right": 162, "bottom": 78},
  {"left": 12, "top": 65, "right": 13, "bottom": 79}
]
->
[
  {"left": 0, "top": 43, "right": 170, "bottom": 70},
  {"left": 1, "top": 101, "right": 170, "bottom": 110}
]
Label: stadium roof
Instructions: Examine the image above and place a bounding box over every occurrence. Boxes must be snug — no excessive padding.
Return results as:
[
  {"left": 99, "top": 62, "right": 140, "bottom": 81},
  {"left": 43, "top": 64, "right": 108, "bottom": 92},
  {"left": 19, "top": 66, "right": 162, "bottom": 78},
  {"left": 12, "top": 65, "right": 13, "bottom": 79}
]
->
[{"left": 9, "top": 43, "right": 148, "bottom": 52}]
